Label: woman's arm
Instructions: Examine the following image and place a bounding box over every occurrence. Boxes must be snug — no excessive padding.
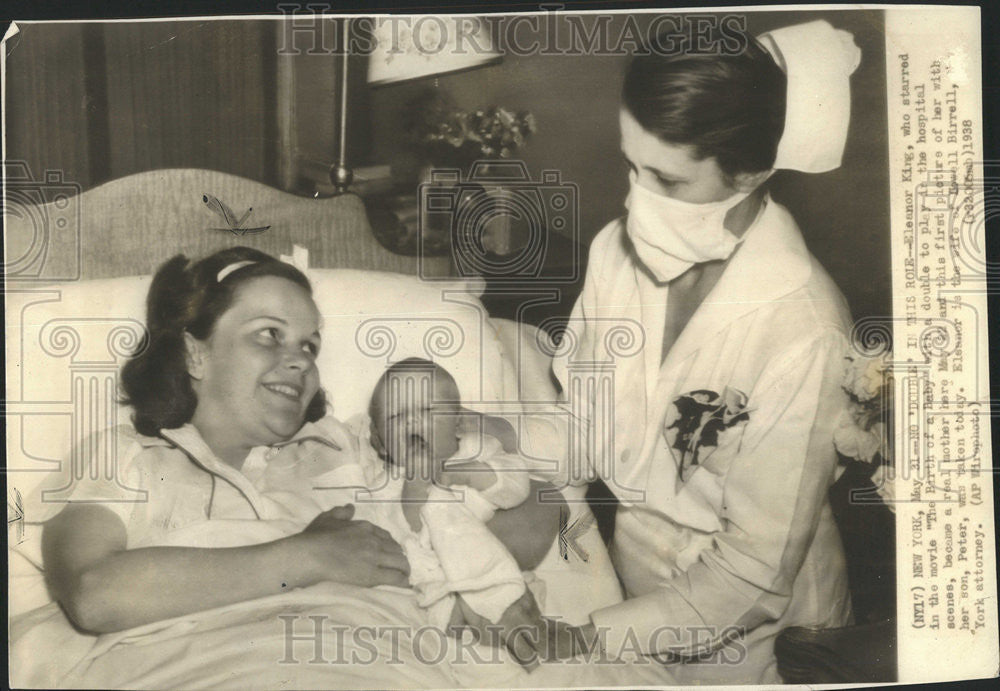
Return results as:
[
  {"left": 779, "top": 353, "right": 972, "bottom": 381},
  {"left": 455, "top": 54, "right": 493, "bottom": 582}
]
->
[{"left": 43, "top": 503, "right": 409, "bottom": 634}]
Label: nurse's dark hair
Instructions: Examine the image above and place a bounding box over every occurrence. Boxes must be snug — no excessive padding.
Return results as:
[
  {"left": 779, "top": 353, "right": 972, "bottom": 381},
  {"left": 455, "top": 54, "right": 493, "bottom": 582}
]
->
[
  {"left": 120, "top": 247, "right": 327, "bottom": 436},
  {"left": 622, "top": 27, "right": 786, "bottom": 178}
]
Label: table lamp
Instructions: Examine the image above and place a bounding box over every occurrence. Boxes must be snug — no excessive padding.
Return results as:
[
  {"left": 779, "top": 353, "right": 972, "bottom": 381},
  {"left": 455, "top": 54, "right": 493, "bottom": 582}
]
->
[
  {"left": 319, "top": 15, "right": 500, "bottom": 197},
  {"left": 367, "top": 15, "right": 501, "bottom": 86}
]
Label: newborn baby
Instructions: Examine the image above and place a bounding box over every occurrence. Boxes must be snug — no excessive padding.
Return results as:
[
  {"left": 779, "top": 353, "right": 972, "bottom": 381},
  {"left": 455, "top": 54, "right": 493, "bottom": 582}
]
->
[
  {"left": 358, "top": 357, "right": 533, "bottom": 629},
  {"left": 366, "top": 358, "right": 527, "bottom": 527},
  {"left": 246, "top": 358, "right": 620, "bottom": 638}
]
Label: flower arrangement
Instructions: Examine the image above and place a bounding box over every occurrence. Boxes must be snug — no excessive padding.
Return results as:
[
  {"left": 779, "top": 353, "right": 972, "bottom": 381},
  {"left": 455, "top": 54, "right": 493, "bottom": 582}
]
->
[
  {"left": 833, "top": 350, "right": 895, "bottom": 509},
  {"left": 405, "top": 91, "right": 536, "bottom": 171}
]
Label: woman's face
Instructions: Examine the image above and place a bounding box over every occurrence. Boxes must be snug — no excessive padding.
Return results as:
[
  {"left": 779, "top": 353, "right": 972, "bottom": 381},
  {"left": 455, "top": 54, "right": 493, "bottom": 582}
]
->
[
  {"left": 187, "top": 276, "right": 322, "bottom": 448},
  {"left": 619, "top": 107, "right": 741, "bottom": 204}
]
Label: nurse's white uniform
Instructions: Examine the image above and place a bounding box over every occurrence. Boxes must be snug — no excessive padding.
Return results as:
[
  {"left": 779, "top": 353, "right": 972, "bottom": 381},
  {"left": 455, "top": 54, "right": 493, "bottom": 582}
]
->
[{"left": 534, "top": 195, "right": 853, "bottom": 683}]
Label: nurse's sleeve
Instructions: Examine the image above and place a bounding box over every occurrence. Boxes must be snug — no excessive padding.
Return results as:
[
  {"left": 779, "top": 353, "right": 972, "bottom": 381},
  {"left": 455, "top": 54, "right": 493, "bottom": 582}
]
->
[
  {"left": 590, "top": 329, "right": 849, "bottom": 657},
  {"left": 519, "top": 235, "right": 609, "bottom": 489},
  {"left": 476, "top": 437, "right": 531, "bottom": 509}
]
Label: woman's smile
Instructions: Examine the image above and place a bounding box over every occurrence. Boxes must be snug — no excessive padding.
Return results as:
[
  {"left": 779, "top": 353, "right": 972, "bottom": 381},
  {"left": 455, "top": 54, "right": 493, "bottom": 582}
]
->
[{"left": 261, "top": 380, "right": 305, "bottom": 402}]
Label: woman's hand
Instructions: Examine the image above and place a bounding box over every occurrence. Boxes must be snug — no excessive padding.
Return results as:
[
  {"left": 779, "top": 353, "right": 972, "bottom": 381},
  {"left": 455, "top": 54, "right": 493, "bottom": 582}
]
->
[
  {"left": 291, "top": 504, "right": 410, "bottom": 588},
  {"left": 454, "top": 588, "right": 545, "bottom": 670}
]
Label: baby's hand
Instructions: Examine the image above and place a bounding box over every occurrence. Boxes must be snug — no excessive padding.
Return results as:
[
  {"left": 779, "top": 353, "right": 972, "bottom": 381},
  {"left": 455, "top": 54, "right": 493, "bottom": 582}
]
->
[{"left": 437, "top": 460, "right": 497, "bottom": 492}]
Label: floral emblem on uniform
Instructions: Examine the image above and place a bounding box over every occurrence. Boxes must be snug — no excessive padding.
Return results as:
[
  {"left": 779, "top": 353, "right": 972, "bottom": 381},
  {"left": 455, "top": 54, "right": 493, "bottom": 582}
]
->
[{"left": 663, "top": 387, "right": 750, "bottom": 485}]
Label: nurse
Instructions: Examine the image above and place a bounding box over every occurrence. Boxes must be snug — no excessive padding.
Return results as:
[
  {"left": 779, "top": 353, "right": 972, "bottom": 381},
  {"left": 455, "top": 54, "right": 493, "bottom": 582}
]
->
[{"left": 540, "top": 20, "right": 863, "bottom": 683}]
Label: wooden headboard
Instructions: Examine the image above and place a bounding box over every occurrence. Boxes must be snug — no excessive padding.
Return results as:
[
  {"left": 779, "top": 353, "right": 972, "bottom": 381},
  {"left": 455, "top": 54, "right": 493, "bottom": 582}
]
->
[{"left": 5, "top": 167, "right": 451, "bottom": 281}]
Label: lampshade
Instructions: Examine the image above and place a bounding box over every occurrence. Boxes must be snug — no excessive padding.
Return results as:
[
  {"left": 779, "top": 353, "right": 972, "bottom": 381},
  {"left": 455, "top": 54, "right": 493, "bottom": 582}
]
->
[{"left": 367, "top": 16, "right": 501, "bottom": 85}]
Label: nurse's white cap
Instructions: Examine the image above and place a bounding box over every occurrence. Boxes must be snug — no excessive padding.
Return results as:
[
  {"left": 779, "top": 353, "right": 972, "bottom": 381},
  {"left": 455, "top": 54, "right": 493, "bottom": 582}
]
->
[{"left": 757, "top": 20, "right": 862, "bottom": 174}]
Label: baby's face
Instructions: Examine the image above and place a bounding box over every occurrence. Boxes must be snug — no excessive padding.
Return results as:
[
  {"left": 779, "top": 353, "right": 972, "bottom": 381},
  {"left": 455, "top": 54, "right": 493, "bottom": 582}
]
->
[{"left": 372, "top": 368, "right": 462, "bottom": 476}]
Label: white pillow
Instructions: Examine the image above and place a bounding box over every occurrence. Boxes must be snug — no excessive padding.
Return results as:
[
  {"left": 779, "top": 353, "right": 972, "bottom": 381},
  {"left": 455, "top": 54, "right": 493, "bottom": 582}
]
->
[
  {"left": 307, "top": 269, "right": 508, "bottom": 420},
  {"left": 6, "top": 276, "right": 151, "bottom": 505}
]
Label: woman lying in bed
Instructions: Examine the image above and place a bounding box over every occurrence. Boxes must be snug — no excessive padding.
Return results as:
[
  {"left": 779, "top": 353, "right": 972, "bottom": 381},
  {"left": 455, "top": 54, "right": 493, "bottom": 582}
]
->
[{"left": 40, "top": 247, "right": 560, "bottom": 646}]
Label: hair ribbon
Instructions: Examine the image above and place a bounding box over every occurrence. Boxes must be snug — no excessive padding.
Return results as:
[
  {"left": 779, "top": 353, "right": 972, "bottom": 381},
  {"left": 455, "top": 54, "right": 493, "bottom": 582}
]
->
[{"left": 216, "top": 260, "right": 257, "bottom": 282}]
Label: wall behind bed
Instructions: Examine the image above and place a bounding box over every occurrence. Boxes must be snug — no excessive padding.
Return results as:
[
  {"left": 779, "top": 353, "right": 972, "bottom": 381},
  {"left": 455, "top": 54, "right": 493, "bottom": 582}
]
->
[
  {"left": 5, "top": 19, "right": 371, "bottom": 198},
  {"left": 6, "top": 11, "right": 889, "bottom": 321},
  {"left": 5, "top": 22, "right": 281, "bottom": 191}
]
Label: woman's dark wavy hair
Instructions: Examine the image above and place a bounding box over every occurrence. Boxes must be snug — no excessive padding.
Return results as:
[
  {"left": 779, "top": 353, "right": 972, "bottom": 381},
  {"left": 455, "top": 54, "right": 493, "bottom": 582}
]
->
[
  {"left": 622, "top": 28, "right": 787, "bottom": 179},
  {"left": 121, "top": 247, "right": 328, "bottom": 436}
]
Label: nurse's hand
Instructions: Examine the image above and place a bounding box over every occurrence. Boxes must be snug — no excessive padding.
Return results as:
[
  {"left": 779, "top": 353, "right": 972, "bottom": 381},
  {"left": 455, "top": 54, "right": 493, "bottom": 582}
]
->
[
  {"left": 542, "top": 619, "right": 600, "bottom": 660},
  {"left": 291, "top": 504, "right": 410, "bottom": 588}
]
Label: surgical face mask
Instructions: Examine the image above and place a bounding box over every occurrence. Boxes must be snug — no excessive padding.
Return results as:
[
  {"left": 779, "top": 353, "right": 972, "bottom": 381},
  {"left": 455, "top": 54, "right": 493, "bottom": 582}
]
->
[{"left": 625, "top": 175, "right": 749, "bottom": 283}]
